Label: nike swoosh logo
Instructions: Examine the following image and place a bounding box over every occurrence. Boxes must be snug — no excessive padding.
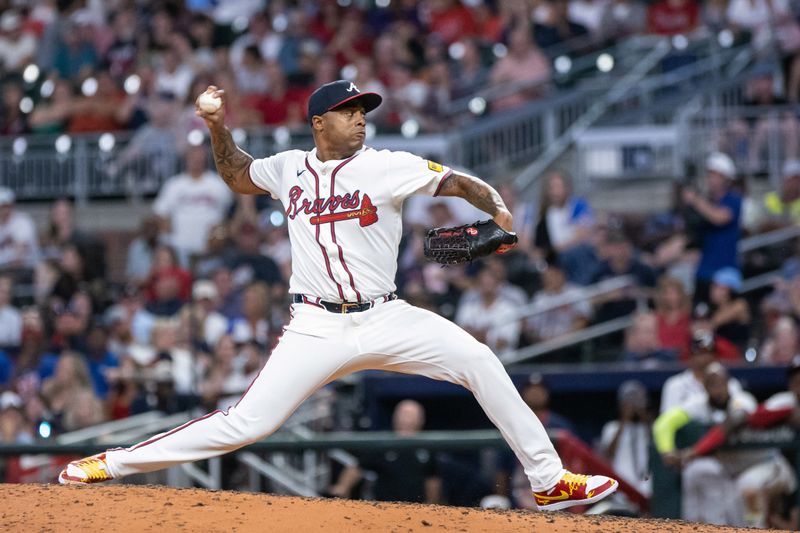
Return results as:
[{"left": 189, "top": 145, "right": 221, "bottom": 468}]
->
[
  {"left": 534, "top": 490, "right": 570, "bottom": 503},
  {"left": 297, "top": 169, "right": 306, "bottom": 177}
]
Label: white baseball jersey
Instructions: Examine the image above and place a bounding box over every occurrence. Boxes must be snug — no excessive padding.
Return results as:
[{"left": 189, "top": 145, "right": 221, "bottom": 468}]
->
[
  {"left": 249, "top": 146, "right": 453, "bottom": 302},
  {"left": 153, "top": 171, "right": 234, "bottom": 255}
]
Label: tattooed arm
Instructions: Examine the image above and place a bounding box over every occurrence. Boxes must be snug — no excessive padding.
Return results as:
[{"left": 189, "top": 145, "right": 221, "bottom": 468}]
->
[
  {"left": 195, "top": 86, "right": 263, "bottom": 195},
  {"left": 436, "top": 172, "right": 514, "bottom": 232}
]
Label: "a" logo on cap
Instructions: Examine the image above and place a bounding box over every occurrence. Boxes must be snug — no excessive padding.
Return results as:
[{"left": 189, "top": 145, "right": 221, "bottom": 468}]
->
[{"left": 346, "top": 82, "right": 359, "bottom": 93}]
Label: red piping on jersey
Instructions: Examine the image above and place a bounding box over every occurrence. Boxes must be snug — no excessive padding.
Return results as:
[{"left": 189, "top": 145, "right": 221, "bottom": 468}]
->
[
  {"left": 301, "top": 294, "right": 325, "bottom": 308},
  {"left": 305, "top": 158, "right": 346, "bottom": 301},
  {"left": 433, "top": 170, "right": 453, "bottom": 197},
  {"left": 329, "top": 154, "right": 363, "bottom": 303},
  {"left": 115, "top": 361, "right": 268, "bottom": 454}
]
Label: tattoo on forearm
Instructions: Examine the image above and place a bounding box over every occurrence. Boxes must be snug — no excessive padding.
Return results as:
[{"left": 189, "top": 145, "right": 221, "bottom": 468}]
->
[
  {"left": 440, "top": 173, "right": 505, "bottom": 215},
  {"left": 210, "top": 126, "right": 253, "bottom": 189}
]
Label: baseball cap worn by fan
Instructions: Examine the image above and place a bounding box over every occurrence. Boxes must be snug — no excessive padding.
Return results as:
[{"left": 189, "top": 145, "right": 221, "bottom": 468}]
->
[
  {"left": 691, "top": 329, "right": 715, "bottom": 354},
  {"left": 712, "top": 267, "right": 742, "bottom": 292},
  {"left": 706, "top": 152, "right": 737, "bottom": 179},
  {"left": 307, "top": 80, "right": 382, "bottom": 124}
]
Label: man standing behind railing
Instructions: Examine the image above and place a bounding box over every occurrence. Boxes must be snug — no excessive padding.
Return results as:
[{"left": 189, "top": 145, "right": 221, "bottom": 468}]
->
[
  {"left": 152, "top": 144, "right": 234, "bottom": 267},
  {"left": 0, "top": 187, "right": 39, "bottom": 271},
  {"left": 681, "top": 152, "right": 742, "bottom": 305}
]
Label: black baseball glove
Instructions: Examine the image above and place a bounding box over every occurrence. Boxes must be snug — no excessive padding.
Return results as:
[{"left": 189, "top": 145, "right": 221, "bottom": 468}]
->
[{"left": 423, "top": 219, "right": 518, "bottom": 265}]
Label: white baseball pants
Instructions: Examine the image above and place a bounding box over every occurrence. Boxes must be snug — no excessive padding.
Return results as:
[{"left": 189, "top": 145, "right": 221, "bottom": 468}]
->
[{"left": 105, "top": 298, "right": 564, "bottom": 492}]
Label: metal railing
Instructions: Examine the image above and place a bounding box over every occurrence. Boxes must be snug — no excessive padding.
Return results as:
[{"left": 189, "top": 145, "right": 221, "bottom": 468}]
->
[
  {"left": 499, "top": 224, "right": 800, "bottom": 366},
  {"left": 679, "top": 104, "right": 800, "bottom": 188}
]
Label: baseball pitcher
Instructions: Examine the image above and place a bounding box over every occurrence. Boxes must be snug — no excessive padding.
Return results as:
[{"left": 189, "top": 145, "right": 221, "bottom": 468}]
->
[{"left": 60, "top": 80, "right": 617, "bottom": 511}]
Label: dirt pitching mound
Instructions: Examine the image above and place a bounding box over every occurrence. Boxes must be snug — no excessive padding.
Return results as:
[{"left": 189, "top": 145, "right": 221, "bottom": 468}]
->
[{"left": 0, "top": 484, "right": 779, "bottom": 532}]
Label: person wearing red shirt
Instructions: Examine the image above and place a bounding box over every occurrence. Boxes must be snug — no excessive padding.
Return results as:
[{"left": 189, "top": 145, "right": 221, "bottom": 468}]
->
[
  {"left": 428, "top": 0, "right": 477, "bottom": 44},
  {"left": 647, "top": 0, "right": 699, "bottom": 35},
  {"left": 254, "top": 62, "right": 311, "bottom": 127},
  {"left": 655, "top": 276, "right": 692, "bottom": 360}
]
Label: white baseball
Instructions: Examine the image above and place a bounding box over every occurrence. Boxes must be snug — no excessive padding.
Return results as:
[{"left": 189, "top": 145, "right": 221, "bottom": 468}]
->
[{"left": 197, "top": 92, "right": 222, "bottom": 113}]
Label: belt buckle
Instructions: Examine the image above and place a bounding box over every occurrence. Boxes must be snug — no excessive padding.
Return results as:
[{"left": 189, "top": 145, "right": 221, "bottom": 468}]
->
[{"left": 341, "top": 302, "right": 359, "bottom": 314}]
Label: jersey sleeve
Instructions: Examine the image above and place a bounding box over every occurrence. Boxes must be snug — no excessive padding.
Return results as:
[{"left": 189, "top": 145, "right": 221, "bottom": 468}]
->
[
  {"left": 249, "top": 152, "right": 291, "bottom": 199},
  {"left": 384, "top": 151, "right": 453, "bottom": 203},
  {"left": 152, "top": 180, "right": 177, "bottom": 217}
]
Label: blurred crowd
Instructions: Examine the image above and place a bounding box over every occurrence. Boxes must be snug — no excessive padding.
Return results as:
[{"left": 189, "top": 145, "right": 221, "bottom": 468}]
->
[{"left": 2, "top": 0, "right": 800, "bottom": 141}]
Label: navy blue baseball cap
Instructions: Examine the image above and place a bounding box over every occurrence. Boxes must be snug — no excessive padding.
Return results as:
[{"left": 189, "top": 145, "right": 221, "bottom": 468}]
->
[{"left": 307, "top": 80, "right": 382, "bottom": 123}]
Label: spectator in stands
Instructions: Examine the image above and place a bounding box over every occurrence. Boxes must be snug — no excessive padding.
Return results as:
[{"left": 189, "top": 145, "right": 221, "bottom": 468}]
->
[
  {"left": 67, "top": 71, "right": 134, "bottom": 134},
  {"left": 646, "top": 0, "right": 700, "bottom": 35},
  {"left": 456, "top": 265, "right": 520, "bottom": 355},
  {"left": 623, "top": 312, "right": 676, "bottom": 365},
  {"left": 154, "top": 38, "right": 195, "bottom": 103},
  {"left": 125, "top": 216, "right": 161, "bottom": 287},
  {"left": 40, "top": 351, "right": 94, "bottom": 433},
  {"left": 0, "top": 80, "right": 27, "bottom": 135},
  {"left": 254, "top": 61, "right": 308, "bottom": 128},
  {"left": 761, "top": 258, "right": 800, "bottom": 327},
  {"left": 534, "top": 171, "right": 596, "bottom": 284},
  {"left": 40, "top": 199, "right": 98, "bottom": 269},
  {"left": 655, "top": 276, "right": 692, "bottom": 360},
  {"left": 53, "top": 18, "right": 98, "bottom": 81},
  {"left": 0, "top": 10, "right": 37, "bottom": 74},
  {"left": 143, "top": 245, "right": 192, "bottom": 310},
  {"left": 153, "top": 143, "right": 234, "bottom": 266},
  {"left": 229, "top": 282, "right": 270, "bottom": 346},
  {"left": 489, "top": 26, "right": 551, "bottom": 112},
  {"left": 521, "top": 373, "right": 578, "bottom": 435},
  {"left": 110, "top": 91, "right": 180, "bottom": 188},
  {"left": 599, "top": 380, "right": 652, "bottom": 497},
  {"left": 728, "top": 71, "right": 799, "bottom": 173},
  {"left": 212, "top": 265, "right": 243, "bottom": 319},
  {"left": 451, "top": 39, "right": 490, "bottom": 100},
  {"left": 0, "top": 275, "right": 22, "bottom": 350},
  {"left": 200, "top": 335, "right": 263, "bottom": 410},
  {"left": 62, "top": 388, "right": 105, "bottom": 431},
  {"left": 329, "top": 399, "right": 443, "bottom": 503},
  {"left": 534, "top": 0, "right": 591, "bottom": 54},
  {"left": 48, "top": 291, "right": 93, "bottom": 353},
  {"left": 660, "top": 329, "right": 735, "bottom": 413},
  {"left": 229, "top": 12, "right": 282, "bottom": 70},
  {"left": 591, "top": 230, "right": 656, "bottom": 322},
  {"left": 128, "top": 318, "right": 197, "bottom": 401},
  {"left": 0, "top": 392, "right": 32, "bottom": 444},
  {"left": 760, "top": 316, "right": 800, "bottom": 365},
  {"left": 83, "top": 324, "right": 119, "bottom": 400},
  {"left": 0, "top": 187, "right": 39, "bottom": 269},
  {"left": 728, "top": 0, "right": 800, "bottom": 69},
  {"left": 598, "top": 0, "right": 648, "bottom": 42},
  {"left": 525, "top": 263, "right": 590, "bottom": 342},
  {"left": 428, "top": 0, "right": 477, "bottom": 45},
  {"left": 49, "top": 243, "right": 89, "bottom": 306},
  {"left": 234, "top": 45, "right": 269, "bottom": 96},
  {"left": 181, "top": 280, "right": 229, "bottom": 350},
  {"left": 28, "top": 79, "right": 75, "bottom": 134},
  {"left": 104, "top": 7, "right": 139, "bottom": 80},
  {"left": 683, "top": 152, "right": 742, "bottom": 304},
  {"left": 227, "top": 220, "right": 282, "bottom": 288},
  {"left": 655, "top": 363, "right": 794, "bottom": 527},
  {"left": 701, "top": 267, "right": 750, "bottom": 357},
  {"left": 761, "top": 160, "right": 800, "bottom": 228}
]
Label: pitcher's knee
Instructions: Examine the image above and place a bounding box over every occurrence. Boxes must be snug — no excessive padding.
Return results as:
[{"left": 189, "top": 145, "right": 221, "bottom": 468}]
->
[
  {"left": 223, "top": 408, "right": 281, "bottom": 445},
  {"left": 452, "top": 345, "right": 506, "bottom": 383}
]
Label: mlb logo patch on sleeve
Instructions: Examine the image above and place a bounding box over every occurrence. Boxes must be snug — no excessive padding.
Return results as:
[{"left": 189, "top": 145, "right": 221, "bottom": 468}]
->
[{"left": 427, "top": 160, "right": 443, "bottom": 172}]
